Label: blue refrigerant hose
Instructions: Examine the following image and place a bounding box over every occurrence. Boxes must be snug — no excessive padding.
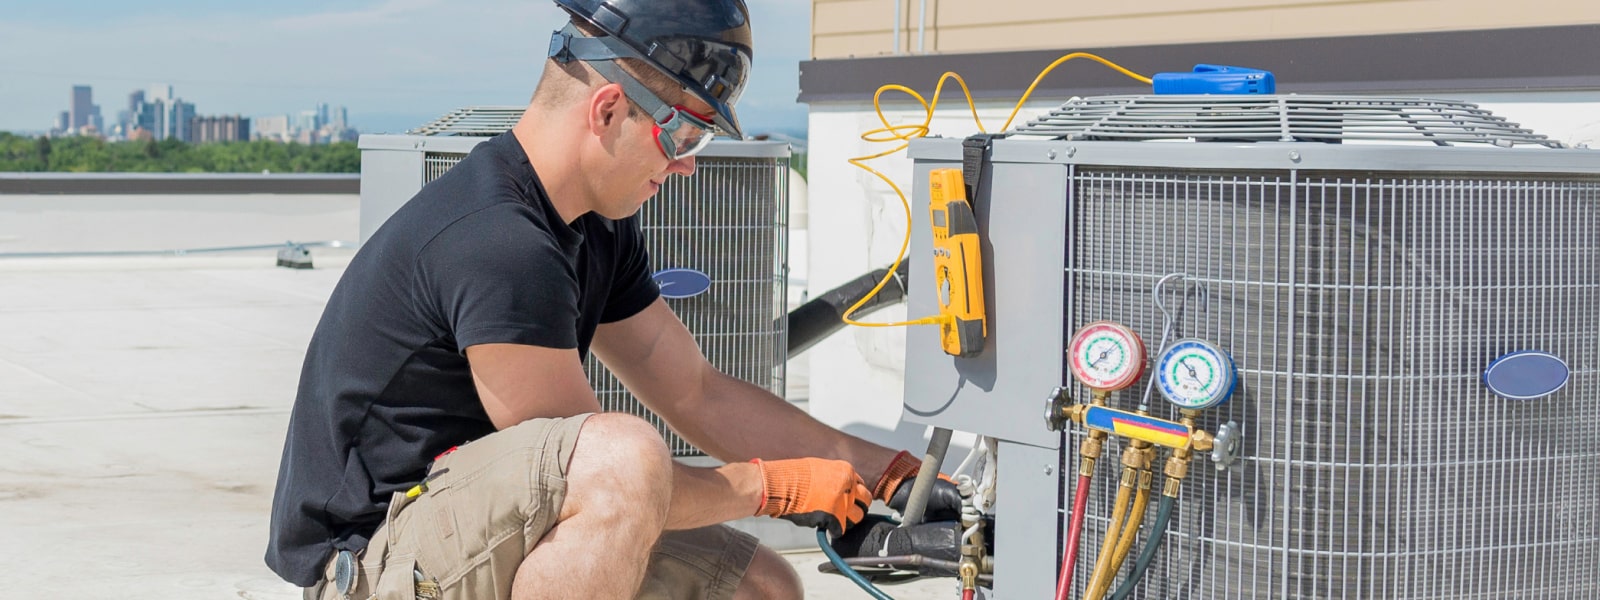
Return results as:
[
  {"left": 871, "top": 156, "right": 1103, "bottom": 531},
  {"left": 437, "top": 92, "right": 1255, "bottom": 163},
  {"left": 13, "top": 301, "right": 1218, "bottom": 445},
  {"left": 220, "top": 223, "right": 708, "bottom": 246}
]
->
[
  {"left": 818, "top": 528, "right": 895, "bottom": 600},
  {"left": 1108, "top": 494, "right": 1177, "bottom": 600}
]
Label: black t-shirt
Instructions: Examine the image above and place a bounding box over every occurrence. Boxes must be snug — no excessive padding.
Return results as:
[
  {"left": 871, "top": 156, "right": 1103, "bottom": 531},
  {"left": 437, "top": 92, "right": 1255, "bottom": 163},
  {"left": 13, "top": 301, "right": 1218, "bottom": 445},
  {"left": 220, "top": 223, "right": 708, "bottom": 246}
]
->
[{"left": 265, "top": 132, "right": 659, "bottom": 586}]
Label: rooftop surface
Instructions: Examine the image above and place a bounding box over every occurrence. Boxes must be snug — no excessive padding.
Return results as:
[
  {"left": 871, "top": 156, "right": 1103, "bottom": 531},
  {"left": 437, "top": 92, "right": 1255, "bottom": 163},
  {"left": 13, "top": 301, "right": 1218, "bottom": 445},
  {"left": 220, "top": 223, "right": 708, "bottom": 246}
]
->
[{"left": 0, "top": 250, "right": 955, "bottom": 599}]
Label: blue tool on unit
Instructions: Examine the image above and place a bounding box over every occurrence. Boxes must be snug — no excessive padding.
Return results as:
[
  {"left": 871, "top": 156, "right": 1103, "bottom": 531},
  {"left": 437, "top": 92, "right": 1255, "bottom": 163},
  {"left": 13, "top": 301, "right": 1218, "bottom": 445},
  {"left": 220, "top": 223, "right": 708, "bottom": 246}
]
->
[{"left": 1153, "top": 64, "right": 1276, "bottom": 95}]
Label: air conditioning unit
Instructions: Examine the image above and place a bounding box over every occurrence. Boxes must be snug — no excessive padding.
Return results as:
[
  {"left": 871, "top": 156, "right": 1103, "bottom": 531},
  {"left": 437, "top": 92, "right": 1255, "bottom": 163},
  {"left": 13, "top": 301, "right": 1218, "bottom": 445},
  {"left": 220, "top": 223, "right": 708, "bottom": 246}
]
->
[
  {"left": 904, "top": 96, "right": 1600, "bottom": 598},
  {"left": 359, "top": 107, "right": 790, "bottom": 456}
]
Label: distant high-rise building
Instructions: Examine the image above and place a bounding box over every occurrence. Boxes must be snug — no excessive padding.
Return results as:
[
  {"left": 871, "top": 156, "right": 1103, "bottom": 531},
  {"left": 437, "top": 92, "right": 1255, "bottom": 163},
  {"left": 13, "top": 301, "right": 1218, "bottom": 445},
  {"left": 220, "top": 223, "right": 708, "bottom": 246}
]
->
[
  {"left": 145, "top": 99, "right": 168, "bottom": 140},
  {"left": 316, "top": 102, "right": 329, "bottom": 131},
  {"left": 169, "top": 99, "right": 196, "bottom": 143},
  {"left": 124, "top": 90, "right": 145, "bottom": 133},
  {"left": 329, "top": 105, "right": 348, "bottom": 131},
  {"left": 55, "top": 111, "right": 70, "bottom": 134},
  {"left": 193, "top": 115, "right": 251, "bottom": 144},
  {"left": 89, "top": 104, "right": 104, "bottom": 134},
  {"left": 253, "top": 115, "right": 290, "bottom": 141},
  {"left": 69, "top": 85, "right": 92, "bottom": 130},
  {"left": 136, "top": 100, "right": 161, "bottom": 139},
  {"left": 294, "top": 110, "right": 319, "bottom": 136}
]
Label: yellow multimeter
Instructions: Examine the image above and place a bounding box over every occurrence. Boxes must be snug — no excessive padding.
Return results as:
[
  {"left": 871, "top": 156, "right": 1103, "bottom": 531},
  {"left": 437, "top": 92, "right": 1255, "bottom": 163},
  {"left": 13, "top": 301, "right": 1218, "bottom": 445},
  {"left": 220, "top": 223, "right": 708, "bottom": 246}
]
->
[{"left": 928, "top": 168, "right": 987, "bottom": 357}]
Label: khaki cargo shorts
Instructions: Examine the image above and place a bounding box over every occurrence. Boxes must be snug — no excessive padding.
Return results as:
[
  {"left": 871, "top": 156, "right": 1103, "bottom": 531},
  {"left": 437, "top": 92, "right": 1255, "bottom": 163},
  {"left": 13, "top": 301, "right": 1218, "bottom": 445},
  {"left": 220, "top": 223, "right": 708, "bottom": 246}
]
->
[{"left": 306, "top": 414, "right": 759, "bottom": 600}]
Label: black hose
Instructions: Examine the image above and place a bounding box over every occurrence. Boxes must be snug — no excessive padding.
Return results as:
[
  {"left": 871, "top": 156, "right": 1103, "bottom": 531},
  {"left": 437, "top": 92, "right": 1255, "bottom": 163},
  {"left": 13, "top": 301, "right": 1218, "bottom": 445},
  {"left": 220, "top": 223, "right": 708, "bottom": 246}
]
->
[
  {"left": 819, "top": 528, "right": 895, "bottom": 599},
  {"left": 1108, "top": 494, "right": 1177, "bottom": 600},
  {"left": 783, "top": 260, "right": 911, "bottom": 356}
]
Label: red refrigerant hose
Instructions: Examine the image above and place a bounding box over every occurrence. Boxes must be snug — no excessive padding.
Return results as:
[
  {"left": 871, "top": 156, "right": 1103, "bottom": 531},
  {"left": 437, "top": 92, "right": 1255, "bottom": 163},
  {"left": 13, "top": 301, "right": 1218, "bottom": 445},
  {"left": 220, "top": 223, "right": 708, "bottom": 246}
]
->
[
  {"left": 1054, "top": 473, "right": 1093, "bottom": 600},
  {"left": 962, "top": 589, "right": 975, "bottom": 600}
]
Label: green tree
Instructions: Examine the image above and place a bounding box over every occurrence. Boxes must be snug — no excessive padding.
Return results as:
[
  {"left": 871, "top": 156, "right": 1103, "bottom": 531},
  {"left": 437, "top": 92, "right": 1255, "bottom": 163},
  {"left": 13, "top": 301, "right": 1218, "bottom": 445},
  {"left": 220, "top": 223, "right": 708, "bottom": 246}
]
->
[{"left": 36, "top": 136, "right": 51, "bottom": 169}]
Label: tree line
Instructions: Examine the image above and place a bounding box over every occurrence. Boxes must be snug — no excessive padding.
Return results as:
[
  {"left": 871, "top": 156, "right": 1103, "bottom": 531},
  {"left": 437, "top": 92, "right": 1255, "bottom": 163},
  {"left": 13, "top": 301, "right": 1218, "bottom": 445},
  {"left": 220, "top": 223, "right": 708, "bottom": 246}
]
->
[{"left": 0, "top": 132, "right": 359, "bottom": 173}]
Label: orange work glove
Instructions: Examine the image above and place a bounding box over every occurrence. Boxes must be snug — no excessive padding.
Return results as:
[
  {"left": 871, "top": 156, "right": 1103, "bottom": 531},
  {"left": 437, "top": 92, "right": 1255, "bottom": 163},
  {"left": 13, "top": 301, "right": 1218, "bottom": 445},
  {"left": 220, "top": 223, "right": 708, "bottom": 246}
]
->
[
  {"left": 874, "top": 450, "right": 963, "bottom": 522},
  {"left": 871, "top": 450, "right": 925, "bottom": 503},
  {"left": 752, "top": 458, "right": 871, "bottom": 536}
]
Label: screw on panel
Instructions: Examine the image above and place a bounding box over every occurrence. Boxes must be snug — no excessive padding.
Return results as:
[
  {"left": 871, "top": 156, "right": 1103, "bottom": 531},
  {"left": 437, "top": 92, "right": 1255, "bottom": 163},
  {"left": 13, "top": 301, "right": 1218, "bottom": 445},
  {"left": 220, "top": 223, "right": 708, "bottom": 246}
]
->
[
  {"left": 1043, "top": 465, "right": 1054, "bottom": 476},
  {"left": 1048, "top": 149, "right": 1058, "bottom": 160},
  {"left": 1288, "top": 150, "right": 1301, "bottom": 162},
  {"left": 1067, "top": 147, "right": 1077, "bottom": 158}
]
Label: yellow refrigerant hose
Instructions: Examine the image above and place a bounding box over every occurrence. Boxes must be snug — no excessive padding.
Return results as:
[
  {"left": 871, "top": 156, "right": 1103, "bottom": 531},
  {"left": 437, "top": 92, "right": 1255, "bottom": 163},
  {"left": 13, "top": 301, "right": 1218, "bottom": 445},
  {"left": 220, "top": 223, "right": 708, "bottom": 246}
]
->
[
  {"left": 1095, "top": 466, "right": 1153, "bottom": 599},
  {"left": 1082, "top": 466, "right": 1135, "bottom": 600}
]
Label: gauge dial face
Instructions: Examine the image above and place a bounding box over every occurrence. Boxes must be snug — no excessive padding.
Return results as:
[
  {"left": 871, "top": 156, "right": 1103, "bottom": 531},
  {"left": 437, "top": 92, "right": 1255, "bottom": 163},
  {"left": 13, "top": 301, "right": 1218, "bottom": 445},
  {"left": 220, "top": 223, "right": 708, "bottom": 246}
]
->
[
  {"left": 1156, "top": 339, "right": 1236, "bottom": 409},
  {"left": 1067, "top": 321, "right": 1147, "bottom": 391}
]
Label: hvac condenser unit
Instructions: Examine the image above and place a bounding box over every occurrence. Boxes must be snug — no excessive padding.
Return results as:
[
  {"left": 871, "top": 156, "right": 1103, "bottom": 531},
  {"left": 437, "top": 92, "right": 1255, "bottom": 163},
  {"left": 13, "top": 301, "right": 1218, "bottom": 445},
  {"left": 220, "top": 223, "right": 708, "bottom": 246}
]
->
[
  {"left": 359, "top": 107, "right": 790, "bottom": 456},
  {"left": 904, "top": 96, "right": 1600, "bottom": 598}
]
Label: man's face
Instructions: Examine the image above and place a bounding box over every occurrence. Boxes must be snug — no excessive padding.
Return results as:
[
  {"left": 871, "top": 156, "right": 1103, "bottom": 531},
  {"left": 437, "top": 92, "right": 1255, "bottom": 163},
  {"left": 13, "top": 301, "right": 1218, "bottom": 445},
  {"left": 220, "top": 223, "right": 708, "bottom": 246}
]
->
[{"left": 593, "top": 92, "right": 711, "bottom": 220}]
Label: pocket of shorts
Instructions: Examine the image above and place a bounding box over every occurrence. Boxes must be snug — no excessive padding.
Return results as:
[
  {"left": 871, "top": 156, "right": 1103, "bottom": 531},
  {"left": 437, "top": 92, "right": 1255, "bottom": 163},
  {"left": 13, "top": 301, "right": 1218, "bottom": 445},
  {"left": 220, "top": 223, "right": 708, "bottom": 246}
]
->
[
  {"left": 408, "top": 449, "right": 550, "bottom": 585},
  {"left": 373, "top": 557, "right": 418, "bottom": 600}
]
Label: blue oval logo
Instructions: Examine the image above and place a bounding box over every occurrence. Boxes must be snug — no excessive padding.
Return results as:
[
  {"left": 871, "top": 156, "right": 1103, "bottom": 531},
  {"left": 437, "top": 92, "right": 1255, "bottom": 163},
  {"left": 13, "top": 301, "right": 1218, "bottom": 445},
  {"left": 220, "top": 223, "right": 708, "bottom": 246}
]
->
[
  {"left": 1482, "top": 351, "right": 1570, "bottom": 400},
  {"left": 653, "top": 268, "right": 712, "bottom": 299}
]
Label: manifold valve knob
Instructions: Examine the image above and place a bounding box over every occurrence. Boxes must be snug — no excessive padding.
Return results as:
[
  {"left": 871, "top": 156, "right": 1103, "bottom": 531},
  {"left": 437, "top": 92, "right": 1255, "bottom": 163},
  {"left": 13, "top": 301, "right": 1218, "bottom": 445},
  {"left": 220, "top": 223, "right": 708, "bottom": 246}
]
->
[
  {"left": 1211, "top": 421, "right": 1243, "bottom": 470},
  {"left": 1044, "top": 386, "right": 1071, "bottom": 432}
]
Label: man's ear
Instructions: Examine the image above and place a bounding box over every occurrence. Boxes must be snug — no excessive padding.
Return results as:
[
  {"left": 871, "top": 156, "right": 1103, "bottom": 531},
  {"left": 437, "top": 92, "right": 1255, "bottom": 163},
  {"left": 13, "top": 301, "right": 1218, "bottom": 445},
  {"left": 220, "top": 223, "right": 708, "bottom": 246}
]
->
[{"left": 587, "top": 83, "right": 628, "bottom": 134}]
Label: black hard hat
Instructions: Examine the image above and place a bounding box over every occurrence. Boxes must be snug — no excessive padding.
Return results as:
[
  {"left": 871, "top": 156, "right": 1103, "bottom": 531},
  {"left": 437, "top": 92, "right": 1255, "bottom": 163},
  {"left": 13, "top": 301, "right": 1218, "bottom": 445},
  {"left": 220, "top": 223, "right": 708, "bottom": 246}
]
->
[{"left": 552, "top": 0, "right": 753, "bottom": 140}]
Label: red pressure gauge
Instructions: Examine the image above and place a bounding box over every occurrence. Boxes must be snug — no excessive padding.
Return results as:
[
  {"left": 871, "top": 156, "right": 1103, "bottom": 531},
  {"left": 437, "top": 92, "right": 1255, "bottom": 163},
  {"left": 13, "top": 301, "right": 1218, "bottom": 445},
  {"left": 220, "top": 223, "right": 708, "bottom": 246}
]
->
[{"left": 1067, "top": 321, "right": 1147, "bottom": 392}]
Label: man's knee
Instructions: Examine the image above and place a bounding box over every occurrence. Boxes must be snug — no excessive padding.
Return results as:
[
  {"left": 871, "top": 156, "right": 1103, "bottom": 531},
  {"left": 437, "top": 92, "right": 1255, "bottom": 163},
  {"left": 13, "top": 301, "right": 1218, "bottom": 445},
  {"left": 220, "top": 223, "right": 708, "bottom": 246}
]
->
[
  {"left": 565, "top": 413, "right": 674, "bottom": 515},
  {"left": 732, "top": 544, "right": 802, "bottom": 600}
]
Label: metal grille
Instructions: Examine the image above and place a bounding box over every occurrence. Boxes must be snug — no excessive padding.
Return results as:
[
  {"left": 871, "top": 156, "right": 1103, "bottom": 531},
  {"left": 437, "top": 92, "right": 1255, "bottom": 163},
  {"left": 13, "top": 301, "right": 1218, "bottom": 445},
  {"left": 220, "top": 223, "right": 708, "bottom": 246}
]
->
[
  {"left": 1059, "top": 169, "right": 1600, "bottom": 598},
  {"left": 1014, "top": 95, "right": 1562, "bottom": 147},
  {"left": 420, "top": 153, "right": 789, "bottom": 456},
  {"left": 410, "top": 106, "right": 524, "bottom": 136},
  {"left": 423, "top": 153, "right": 466, "bottom": 183}
]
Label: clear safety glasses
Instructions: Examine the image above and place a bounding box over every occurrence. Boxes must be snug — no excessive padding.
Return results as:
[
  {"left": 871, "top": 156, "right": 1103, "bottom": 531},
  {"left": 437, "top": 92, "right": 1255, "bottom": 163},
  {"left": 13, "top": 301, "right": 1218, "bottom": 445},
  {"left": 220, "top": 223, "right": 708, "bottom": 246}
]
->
[
  {"left": 647, "top": 104, "right": 717, "bottom": 161},
  {"left": 585, "top": 58, "right": 718, "bottom": 161}
]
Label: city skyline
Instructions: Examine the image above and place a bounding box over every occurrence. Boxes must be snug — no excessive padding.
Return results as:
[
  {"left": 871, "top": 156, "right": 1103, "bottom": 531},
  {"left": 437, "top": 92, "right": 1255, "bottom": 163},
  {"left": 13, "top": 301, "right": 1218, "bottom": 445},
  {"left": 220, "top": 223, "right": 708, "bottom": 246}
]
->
[
  {"left": 0, "top": 0, "right": 813, "bottom": 137},
  {"left": 48, "top": 82, "right": 354, "bottom": 144}
]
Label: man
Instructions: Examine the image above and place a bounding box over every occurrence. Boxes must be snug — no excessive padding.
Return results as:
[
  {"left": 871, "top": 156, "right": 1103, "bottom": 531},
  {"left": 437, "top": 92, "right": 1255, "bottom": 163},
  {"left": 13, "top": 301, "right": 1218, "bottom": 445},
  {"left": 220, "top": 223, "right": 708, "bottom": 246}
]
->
[{"left": 266, "top": 0, "right": 957, "bottom": 598}]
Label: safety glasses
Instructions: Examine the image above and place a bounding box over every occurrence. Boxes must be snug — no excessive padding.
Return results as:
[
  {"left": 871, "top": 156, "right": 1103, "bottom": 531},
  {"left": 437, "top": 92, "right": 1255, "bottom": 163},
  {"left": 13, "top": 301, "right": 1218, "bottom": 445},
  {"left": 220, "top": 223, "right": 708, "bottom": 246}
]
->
[
  {"left": 649, "top": 105, "right": 717, "bottom": 161},
  {"left": 584, "top": 58, "right": 718, "bottom": 161}
]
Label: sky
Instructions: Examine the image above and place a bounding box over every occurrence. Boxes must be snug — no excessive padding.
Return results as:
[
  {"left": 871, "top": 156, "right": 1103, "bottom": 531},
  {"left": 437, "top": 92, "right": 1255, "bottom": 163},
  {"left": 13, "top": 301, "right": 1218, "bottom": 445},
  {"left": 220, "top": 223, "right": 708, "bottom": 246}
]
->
[{"left": 0, "top": 0, "right": 813, "bottom": 136}]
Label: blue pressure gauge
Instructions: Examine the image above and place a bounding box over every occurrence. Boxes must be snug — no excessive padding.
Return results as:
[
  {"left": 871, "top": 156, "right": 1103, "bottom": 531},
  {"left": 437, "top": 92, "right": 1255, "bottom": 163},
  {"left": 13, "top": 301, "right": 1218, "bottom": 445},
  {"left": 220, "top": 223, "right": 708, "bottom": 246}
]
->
[{"left": 1155, "top": 339, "right": 1236, "bottom": 409}]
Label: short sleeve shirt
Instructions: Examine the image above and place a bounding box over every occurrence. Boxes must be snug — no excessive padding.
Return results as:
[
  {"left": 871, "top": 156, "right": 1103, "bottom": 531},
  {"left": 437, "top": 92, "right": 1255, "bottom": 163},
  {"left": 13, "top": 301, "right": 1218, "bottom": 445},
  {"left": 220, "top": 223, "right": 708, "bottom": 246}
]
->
[{"left": 265, "top": 132, "right": 659, "bottom": 586}]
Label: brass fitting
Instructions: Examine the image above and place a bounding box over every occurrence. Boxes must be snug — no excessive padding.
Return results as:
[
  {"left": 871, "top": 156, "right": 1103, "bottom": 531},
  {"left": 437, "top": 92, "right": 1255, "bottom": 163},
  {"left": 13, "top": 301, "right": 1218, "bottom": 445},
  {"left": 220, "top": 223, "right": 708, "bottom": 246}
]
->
[
  {"left": 1162, "top": 476, "right": 1183, "bottom": 498},
  {"left": 1190, "top": 429, "right": 1215, "bottom": 453},
  {"left": 1067, "top": 404, "right": 1090, "bottom": 425},
  {"left": 1079, "top": 433, "right": 1107, "bottom": 477},
  {"left": 1137, "top": 467, "right": 1155, "bottom": 491},
  {"left": 959, "top": 560, "right": 980, "bottom": 591},
  {"left": 1164, "top": 455, "right": 1190, "bottom": 481},
  {"left": 1121, "top": 447, "right": 1146, "bottom": 470},
  {"left": 1082, "top": 434, "right": 1106, "bottom": 459},
  {"left": 1118, "top": 466, "right": 1138, "bottom": 488}
]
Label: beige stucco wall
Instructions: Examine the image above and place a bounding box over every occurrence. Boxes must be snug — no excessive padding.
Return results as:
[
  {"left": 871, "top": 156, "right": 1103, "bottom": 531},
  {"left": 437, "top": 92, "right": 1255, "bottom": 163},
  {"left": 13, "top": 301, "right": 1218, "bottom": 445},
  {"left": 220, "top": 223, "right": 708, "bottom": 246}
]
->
[{"left": 813, "top": 0, "right": 1600, "bottom": 58}]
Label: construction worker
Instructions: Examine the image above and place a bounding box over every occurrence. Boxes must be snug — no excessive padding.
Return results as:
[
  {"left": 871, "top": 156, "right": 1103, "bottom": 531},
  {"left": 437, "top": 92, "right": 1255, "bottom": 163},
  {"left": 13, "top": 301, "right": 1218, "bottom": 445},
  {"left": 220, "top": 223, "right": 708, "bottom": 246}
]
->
[{"left": 265, "top": 1, "right": 960, "bottom": 598}]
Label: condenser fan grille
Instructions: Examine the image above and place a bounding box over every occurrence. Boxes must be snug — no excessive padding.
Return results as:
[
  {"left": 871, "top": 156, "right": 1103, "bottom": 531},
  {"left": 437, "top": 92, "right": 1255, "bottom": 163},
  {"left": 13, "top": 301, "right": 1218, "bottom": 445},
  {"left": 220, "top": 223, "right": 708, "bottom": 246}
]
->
[
  {"left": 410, "top": 106, "right": 525, "bottom": 136},
  {"left": 1013, "top": 95, "right": 1563, "bottom": 148}
]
